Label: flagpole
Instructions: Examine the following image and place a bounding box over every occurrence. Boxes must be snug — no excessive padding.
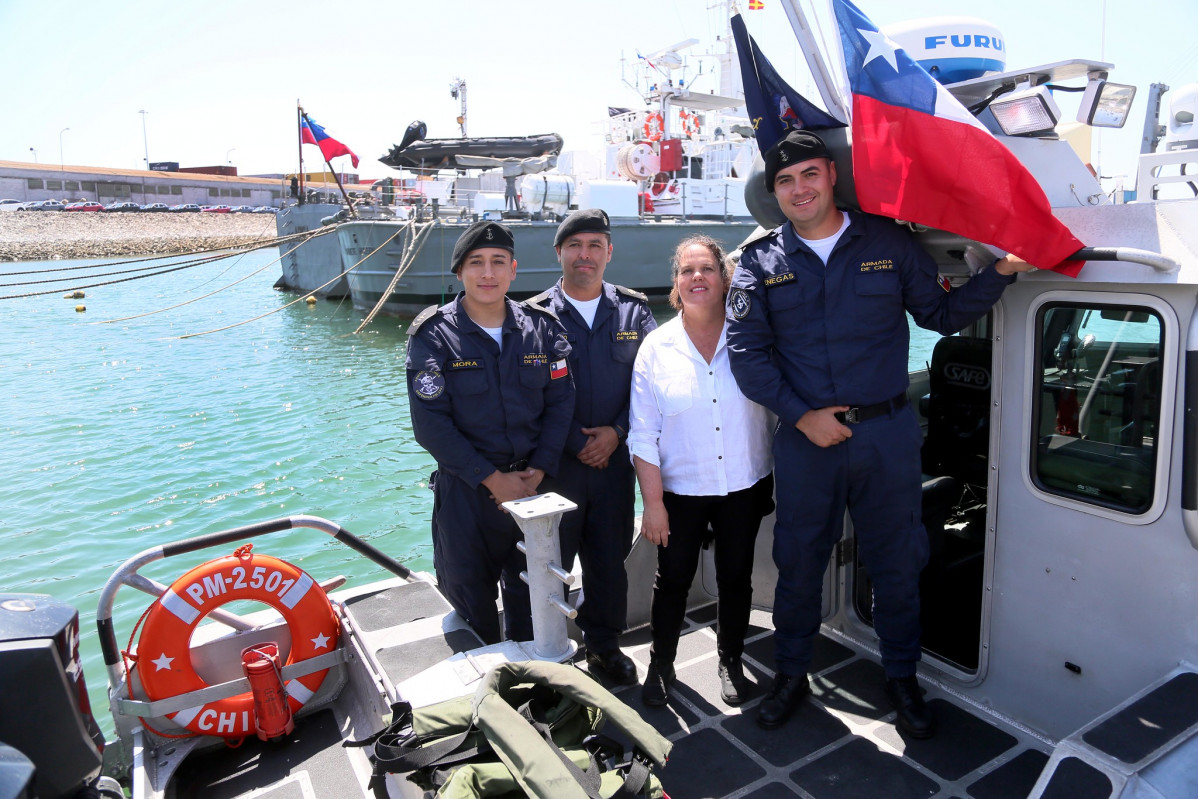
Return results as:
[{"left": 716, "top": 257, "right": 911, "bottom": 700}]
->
[
  {"left": 297, "top": 100, "right": 306, "bottom": 206},
  {"left": 301, "top": 111, "right": 357, "bottom": 218},
  {"left": 777, "top": 0, "right": 851, "bottom": 123}
]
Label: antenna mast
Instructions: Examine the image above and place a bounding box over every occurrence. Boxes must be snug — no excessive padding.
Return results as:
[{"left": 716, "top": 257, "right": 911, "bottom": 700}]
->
[{"left": 450, "top": 78, "right": 467, "bottom": 137}]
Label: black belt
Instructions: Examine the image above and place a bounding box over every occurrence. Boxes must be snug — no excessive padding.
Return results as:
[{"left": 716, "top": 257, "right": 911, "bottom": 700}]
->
[
  {"left": 834, "top": 393, "right": 908, "bottom": 425},
  {"left": 498, "top": 458, "right": 530, "bottom": 473}
]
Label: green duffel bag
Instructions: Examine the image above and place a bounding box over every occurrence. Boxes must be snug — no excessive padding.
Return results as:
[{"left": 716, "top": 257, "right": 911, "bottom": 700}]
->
[{"left": 348, "top": 660, "right": 672, "bottom": 798}]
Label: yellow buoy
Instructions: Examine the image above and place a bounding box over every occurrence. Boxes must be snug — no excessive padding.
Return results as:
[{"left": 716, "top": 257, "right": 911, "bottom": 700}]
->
[
  {"left": 75, "top": 305, "right": 86, "bottom": 313},
  {"left": 305, "top": 296, "right": 317, "bottom": 304}
]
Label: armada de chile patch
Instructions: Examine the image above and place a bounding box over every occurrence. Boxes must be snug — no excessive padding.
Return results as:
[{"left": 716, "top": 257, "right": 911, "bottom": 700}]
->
[
  {"left": 730, "top": 289, "right": 751, "bottom": 320},
  {"left": 413, "top": 370, "right": 445, "bottom": 400}
]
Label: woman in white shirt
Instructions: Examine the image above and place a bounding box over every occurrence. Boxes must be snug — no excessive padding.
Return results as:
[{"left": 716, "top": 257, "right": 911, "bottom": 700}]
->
[{"left": 628, "top": 235, "right": 775, "bottom": 708}]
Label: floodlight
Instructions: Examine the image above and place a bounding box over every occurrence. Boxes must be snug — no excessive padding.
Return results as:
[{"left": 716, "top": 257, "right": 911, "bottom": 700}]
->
[
  {"left": 1077, "top": 79, "right": 1137, "bottom": 128},
  {"left": 991, "top": 85, "right": 1061, "bottom": 137}
]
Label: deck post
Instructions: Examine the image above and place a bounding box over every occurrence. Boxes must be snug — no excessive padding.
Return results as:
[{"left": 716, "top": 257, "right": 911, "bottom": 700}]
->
[{"left": 504, "top": 492, "right": 579, "bottom": 661}]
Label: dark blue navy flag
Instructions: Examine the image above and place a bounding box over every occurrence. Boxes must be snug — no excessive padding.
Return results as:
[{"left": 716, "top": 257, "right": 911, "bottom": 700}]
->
[{"left": 731, "top": 12, "right": 843, "bottom": 153}]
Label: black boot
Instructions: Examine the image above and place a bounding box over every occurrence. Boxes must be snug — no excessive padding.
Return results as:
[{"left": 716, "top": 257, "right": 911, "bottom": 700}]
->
[
  {"left": 885, "top": 675, "right": 935, "bottom": 738},
  {"left": 756, "top": 673, "right": 809, "bottom": 729},
  {"left": 585, "top": 647, "right": 638, "bottom": 686},
  {"left": 641, "top": 660, "right": 676, "bottom": 707},
  {"left": 718, "top": 657, "right": 750, "bottom": 705}
]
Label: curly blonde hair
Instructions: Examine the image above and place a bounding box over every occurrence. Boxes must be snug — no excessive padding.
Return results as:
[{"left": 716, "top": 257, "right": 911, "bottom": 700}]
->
[{"left": 668, "top": 235, "right": 732, "bottom": 312}]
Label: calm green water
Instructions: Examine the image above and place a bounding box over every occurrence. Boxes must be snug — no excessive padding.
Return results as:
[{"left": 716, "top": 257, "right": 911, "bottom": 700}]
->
[
  {"left": 0, "top": 247, "right": 941, "bottom": 736},
  {"left": 0, "top": 248, "right": 435, "bottom": 732}
]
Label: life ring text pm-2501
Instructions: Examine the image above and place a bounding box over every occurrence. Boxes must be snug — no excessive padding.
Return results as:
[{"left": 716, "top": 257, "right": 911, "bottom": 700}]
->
[{"left": 136, "top": 551, "right": 339, "bottom": 738}]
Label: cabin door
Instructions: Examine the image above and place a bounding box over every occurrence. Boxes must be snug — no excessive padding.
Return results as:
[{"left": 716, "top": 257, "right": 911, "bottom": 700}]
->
[{"left": 849, "top": 323, "right": 996, "bottom": 674}]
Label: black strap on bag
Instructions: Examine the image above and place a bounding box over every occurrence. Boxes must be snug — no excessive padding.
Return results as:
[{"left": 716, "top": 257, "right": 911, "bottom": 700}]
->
[
  {"left": 520, "top": 699, "right": 605, "bottom": 799},
  {"left": 611, "top": 750, "right": 653, "bottom": 798},
  {"left": 520, "top": 700, "right": 655, "bottom": 798},
  {"left": 345, "top": 701, "right": 484, "bottom": 790}
]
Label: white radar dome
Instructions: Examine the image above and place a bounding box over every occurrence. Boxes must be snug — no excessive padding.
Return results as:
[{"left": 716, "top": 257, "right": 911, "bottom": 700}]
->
[{"left": 882, "top": 17, "right": 1006, "bottom": 84}]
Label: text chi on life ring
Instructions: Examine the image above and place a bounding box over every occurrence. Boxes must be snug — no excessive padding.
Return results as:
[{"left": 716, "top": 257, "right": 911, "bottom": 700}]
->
[{"left": 136, "top": 552, "right": 339, "bottom": 738}]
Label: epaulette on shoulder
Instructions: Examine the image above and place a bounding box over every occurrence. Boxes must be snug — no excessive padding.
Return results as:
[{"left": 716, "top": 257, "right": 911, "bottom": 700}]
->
[
  {"left": 736, "top": 225, "right": 777, "bottom": 255},
  {"left": 406, "top": 304, "right": 439, "bottom": 336},
  {"left": 522, "top": 298, "right": 560, "bottom": 321},
  {"left": 614, "top": 284, "right": 649, "bottom": 303},
  {"left": 523, "top": 288, "right": 554, "bottom": 309}
]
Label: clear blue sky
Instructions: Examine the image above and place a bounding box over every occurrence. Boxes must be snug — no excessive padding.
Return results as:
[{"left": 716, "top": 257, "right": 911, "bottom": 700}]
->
[{"left": 3, "top": 0, "right": 1194, "bottom": 191}]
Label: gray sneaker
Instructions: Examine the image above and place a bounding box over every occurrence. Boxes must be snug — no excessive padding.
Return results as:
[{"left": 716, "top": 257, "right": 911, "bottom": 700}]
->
[{"left": 718, "top": 658, "right": 750, "bottom": 705}]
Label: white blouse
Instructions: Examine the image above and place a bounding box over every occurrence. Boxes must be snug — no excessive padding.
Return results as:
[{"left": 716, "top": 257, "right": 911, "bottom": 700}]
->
[{"left": 629, "top": 316, "right": 774, "bottom": 496}]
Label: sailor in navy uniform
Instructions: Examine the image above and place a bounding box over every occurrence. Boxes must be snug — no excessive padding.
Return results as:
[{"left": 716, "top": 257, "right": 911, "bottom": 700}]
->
[
  {"left": 406, "top": 220, "right": 574, "bottom": 645},
  {"left": 526, "top": 208, "right": 656, "bottom": 685},
  {"left": 725, "top": 130, "right": 1034, "bottom": 735}
]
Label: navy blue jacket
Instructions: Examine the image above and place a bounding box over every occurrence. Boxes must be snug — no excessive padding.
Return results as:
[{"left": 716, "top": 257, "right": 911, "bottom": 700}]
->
[
  {"left": 406, "top": 293, "right": 575, "bottom": 487},
  {"left": 527, "top": 280, "right": 656, "bottom": 457},
  {"left": 726, "top": 211, "right": 1014, "bottom": 428}
]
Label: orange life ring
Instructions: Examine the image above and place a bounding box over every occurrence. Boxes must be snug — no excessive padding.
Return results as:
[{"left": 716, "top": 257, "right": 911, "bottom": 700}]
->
[
  {"left": 679, "top": 110, "right": 696, "bottom": 138},
  {"left": 136, "top": 549, "right": 339, "bottom": 738},
  {"left": 643, "top": 112, "right": 663, "bottom": 142}
]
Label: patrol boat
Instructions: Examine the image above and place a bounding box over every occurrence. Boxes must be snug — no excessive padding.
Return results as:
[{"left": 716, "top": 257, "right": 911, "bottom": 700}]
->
[
  {"left": 277, "top": 20, "right": 763, "bottom": 317},
  {"left": 6, "top": 9, "right": 1198, "bottom": 799}
]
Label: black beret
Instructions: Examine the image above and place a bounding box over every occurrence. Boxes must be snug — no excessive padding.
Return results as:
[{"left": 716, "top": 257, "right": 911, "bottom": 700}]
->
[
  {"left": 764, "top": 129, "right": 832, "bottom": 193},
  {"left": 554, "top": 208, "right": 610, "bottom": 247},
  {"left": 451, "top": 221, "right": 515, "bottom": 273}
]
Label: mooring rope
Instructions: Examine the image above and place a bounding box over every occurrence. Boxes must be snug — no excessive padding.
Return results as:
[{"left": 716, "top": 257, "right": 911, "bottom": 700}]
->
[
  {"left": 0, "top": 236, "right": 295, "bottom": 301},
  {"left": 90, "top": 230, "right": 321, "bottom": 325},
  {"left": 173, "top": 224, "right": 406, "bottom": 340},
  {"left": 352, "top": 219, "right": 436, "bottom": 335},
  {"left": 0, "top": 226, "right": 330, "bottom": 278}
]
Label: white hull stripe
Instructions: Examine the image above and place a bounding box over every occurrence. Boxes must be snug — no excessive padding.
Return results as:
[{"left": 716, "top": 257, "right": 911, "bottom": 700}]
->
[
  {"left": 279, "top": 572, "right": 313, "bottom": 610},
  {"left": 160, "top": 589, "right": 200, "bottom": 625},
  {"left": 171, "top": 705, "right": 201, "bottom": 727},
  {"left": 285, "top": 679, "right": 314, "bottom": 705}
]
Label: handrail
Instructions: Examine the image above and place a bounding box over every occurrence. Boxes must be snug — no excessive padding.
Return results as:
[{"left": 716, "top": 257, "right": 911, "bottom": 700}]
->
[
  {"left": 1074, "top": 246, "right": 1180, "bottom": 273},
  {"left": 96, "top": 515, "right": 411, "bottom": 670}
]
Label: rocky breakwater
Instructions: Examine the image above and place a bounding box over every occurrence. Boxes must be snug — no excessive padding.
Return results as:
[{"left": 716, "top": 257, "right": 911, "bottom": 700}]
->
[{"left": 0, "top": 212, "right": 279, "bottom": 262}]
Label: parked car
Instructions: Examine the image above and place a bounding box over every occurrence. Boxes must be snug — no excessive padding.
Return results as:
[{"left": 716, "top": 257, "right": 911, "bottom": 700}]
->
[
  {"left": 0, "top": 199, "right": 24, "bottom": 212},
  {"left": 169, "top": 204, "right": 202, "bottom": 212},
  {"left": 140, "top": 203, "right": 170, "bottom": 212},
  {"left": 65, "top": 201, "right": 104, "bottom": 212},
  {"left": 251, "top": 206, "right": 278, "bottom": 214},
  {"left": 228, "top": 205, "right": 256, "bottom": 213},
  {"left": 19, "top": 200, "right": 66, "bottom": 211},
  {"left": 103, "top": 201, "right": 141, "bottom": 212},
  {"left": 200, "top": 205, "right": 231, "bottom": 213}
]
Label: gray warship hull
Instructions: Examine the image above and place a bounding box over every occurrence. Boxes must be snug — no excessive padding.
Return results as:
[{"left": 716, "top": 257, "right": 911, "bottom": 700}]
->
[{"left": 336, "top": 216, "right": 760, "bottom": 316}]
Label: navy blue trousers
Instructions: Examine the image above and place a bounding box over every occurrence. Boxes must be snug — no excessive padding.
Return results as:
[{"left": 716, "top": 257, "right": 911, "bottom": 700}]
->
[
  {"left": 772, "top": 408, "right": 928, "bottom": 679},
  {"left": 430, "top": 470, "right": 533, "bottom": 645},
  {"left": 550, "top": 456, "right": 636, "bottom": 653}
]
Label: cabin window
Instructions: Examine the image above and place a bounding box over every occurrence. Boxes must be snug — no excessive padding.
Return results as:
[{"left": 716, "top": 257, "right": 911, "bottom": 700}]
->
[{"left": 1032, "top": 302, "right": 1163, "bottom": 513}]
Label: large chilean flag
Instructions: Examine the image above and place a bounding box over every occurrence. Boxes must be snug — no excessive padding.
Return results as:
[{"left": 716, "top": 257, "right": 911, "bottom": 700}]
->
[
  {"left": 301, "top": 115, "right": 360, "bottom": 169},
  {"left": 832, "top": 0, "right": 1084, "bottom": 276}
]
